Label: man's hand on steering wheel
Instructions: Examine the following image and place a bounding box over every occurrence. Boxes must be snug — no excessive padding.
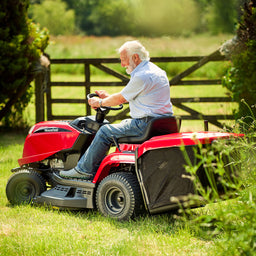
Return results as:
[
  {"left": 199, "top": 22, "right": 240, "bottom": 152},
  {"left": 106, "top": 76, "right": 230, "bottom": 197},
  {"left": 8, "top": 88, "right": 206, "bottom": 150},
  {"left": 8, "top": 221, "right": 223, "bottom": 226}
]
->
[
  {"left": 87, "top": 93, "right": 123, "bottom": 123},
  {"left": 87, "top": 93, "right": 123, "bottom": 111},
  {"left": 88, "top": 95, "right": 101, "bottom": 110},
  {"left": 89, "top": 90, "right": 110, "bottom": 109}
]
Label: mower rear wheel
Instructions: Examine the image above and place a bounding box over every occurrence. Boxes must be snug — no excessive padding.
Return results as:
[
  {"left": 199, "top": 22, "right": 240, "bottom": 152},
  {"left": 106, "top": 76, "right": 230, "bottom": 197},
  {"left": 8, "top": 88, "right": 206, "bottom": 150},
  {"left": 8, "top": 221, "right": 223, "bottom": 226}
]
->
[
  {"left": 96, "top": 172, "right": 144, "bottom": 221},
  {"left": 6, "top": 169, "right": 47, "bottom": 205}
]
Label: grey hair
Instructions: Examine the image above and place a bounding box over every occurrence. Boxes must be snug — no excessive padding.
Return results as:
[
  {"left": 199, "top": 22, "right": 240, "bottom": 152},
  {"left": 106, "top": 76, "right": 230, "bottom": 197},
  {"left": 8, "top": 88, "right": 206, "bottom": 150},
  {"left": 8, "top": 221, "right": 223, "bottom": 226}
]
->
[{"left": 118, "top": 40, "right": 150, "bottom": 61}]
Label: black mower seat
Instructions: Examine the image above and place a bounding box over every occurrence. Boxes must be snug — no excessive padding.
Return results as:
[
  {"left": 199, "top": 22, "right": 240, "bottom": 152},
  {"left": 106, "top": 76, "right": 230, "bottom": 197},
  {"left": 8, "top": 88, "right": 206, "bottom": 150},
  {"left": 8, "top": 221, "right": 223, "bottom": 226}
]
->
[{"left": 118, "top": 116, "right": 178, "bottom": 144}]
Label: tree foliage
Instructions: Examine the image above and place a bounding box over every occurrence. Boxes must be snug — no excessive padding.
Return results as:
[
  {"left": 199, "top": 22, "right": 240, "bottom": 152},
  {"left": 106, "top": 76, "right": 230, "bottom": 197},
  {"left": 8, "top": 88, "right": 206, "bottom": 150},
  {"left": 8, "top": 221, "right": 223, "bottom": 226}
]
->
[
  {"left": 29, "top": 0, "right": 75, "bottom": 35},
  {"left": 88, "top": 0, "right": 135, "bottom": 36},
  {"left": 195, "top": 0, "right": 241, "bottom": 34},
  {"left": 222, "top": 0, "right": 256, "bottom": 126},
  {"left": 0, "top": 0, "right": 49, "bottom": 127},
  {"left": 65, "top": 0, "right": 98, "bottom": 35},
  {"left": 29, "top": 0, "right": 242, "bottom": 36},
  {"left": 206, "top": 0, "right": 240, "bottom": 34}
]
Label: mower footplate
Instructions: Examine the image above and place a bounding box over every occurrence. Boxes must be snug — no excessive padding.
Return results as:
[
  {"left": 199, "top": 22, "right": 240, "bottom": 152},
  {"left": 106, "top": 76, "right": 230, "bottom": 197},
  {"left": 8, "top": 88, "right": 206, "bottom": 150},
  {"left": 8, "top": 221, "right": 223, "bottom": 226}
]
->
[{"left": 34, "top": 184, "right": 95, "bottom": 209}]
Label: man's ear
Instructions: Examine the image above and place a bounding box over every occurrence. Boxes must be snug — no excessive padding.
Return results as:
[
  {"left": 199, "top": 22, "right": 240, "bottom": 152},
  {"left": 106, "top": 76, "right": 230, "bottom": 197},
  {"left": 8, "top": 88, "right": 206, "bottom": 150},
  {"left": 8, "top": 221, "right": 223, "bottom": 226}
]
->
[{"left": 132, "top": 54, "right": 141, "bottom": 65}]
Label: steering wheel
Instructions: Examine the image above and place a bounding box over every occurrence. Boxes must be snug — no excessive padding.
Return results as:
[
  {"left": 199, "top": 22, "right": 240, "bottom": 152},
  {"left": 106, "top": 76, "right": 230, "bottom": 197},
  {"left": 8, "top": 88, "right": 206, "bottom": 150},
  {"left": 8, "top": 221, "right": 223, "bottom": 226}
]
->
[
  {"left": 87, "top": 93, "right": 123, "bottom": 123},
  {"left": 87, "top": 93, "right": 123, "bottom": 111}
]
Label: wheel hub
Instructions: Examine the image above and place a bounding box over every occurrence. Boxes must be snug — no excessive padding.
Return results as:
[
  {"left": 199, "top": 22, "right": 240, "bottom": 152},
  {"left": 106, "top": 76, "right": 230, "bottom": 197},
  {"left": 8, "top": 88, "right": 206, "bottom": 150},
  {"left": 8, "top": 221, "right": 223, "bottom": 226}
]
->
[
  {"left": 117, "top": 196, "right": 124, "bottom": 203},
  {"left": 105, "top": 187, "right": 125, "bottom": 214},
  {"left": 16, "top": 182, "right": 35, "bottom": 200}
]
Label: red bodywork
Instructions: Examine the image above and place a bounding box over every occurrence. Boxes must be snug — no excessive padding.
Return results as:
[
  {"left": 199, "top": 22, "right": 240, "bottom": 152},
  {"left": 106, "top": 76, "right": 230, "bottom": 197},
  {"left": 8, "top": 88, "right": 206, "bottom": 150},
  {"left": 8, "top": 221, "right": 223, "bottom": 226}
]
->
[
  {"left": 93, "top": 151, "right": 136, "bottom": 183},
  {"left": 18, "top": 121, "right": 80, "bottom": 166},
  {"left": 18, "top": 119, "right": 243, "bottom": 185},
  {"left": 92, "top": 131, "right": 243, "bottom": 183},
  {"left": 136, "top": 131, "right": 243, "bottom": 158}
]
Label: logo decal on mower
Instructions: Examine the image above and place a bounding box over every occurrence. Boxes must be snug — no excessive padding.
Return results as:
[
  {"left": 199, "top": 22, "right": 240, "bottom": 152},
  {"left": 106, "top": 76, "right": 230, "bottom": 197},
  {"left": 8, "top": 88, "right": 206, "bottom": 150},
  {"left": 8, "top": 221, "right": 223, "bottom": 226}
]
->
[{"left": 34, "top": 127, "right": 72, "bottom": 133}]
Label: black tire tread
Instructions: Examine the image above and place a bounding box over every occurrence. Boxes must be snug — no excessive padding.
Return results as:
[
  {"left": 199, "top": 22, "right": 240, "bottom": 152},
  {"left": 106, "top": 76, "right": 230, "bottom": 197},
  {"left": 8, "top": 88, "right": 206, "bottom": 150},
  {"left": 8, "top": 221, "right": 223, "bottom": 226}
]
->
[
  {"left": 6, "top": 169, "right": 47, "bottom": 205},
  {"left": 96, "top": 172, "right": 144, "bottom": 221}
]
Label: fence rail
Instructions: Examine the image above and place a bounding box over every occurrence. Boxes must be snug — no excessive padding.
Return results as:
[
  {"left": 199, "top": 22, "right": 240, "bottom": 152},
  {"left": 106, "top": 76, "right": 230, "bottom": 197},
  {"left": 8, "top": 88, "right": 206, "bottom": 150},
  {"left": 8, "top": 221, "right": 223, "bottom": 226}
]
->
[{"left": 36, "top": 51, "right": 234, "bottom": 129}]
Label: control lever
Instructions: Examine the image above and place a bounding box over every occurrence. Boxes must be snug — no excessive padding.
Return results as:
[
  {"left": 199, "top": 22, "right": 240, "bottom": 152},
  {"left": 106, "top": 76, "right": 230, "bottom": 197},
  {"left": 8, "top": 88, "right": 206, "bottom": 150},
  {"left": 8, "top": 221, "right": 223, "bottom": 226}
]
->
[{"left": 111, "top": 135, "right": 121, "bottom": 152}]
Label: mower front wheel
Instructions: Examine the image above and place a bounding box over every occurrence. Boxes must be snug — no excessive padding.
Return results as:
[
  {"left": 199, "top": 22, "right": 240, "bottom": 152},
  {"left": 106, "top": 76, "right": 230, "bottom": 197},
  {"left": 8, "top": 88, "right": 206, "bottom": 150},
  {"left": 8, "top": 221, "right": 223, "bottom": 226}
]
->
[
  {"left": 96, "top": 172, "right": 144, "bottom": 221},
  {"left": 6, "top": 169, "right": 47, "bottom": 205}
]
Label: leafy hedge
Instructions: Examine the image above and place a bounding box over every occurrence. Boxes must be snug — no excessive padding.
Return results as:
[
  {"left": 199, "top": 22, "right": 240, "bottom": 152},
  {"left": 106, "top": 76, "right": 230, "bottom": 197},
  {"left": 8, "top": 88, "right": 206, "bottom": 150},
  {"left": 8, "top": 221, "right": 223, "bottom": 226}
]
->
[
  {"left": 222, "top": 1, "right": 256, "bottom": 128},
  {"left": 0, "top": 0, "right": 49, "bottom": 127}
]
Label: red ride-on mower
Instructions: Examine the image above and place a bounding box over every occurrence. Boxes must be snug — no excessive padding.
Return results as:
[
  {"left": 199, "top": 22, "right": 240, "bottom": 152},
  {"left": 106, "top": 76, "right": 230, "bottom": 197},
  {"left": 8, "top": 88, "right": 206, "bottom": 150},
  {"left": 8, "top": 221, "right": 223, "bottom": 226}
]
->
[{"left": 6, "top": 94, "right": 243, "bottom": 221}]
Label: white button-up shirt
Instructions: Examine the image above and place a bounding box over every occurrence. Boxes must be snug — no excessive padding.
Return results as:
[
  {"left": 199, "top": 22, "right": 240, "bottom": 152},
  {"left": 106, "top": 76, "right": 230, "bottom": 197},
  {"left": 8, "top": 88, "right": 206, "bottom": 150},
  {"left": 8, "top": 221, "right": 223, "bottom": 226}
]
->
[{"left": 121, "top": 60, "right": 173, "bottom": 118}]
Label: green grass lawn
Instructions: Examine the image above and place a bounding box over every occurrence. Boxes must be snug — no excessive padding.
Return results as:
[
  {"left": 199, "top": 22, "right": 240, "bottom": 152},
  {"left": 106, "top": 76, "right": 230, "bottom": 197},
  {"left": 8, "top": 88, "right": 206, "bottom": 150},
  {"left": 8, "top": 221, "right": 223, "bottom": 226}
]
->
[
  {"left": 0, "top": 132, "right": 223, "bottom": 255},
  {"left": 1, "top": 130, "right": 255, "bottom": 256}
]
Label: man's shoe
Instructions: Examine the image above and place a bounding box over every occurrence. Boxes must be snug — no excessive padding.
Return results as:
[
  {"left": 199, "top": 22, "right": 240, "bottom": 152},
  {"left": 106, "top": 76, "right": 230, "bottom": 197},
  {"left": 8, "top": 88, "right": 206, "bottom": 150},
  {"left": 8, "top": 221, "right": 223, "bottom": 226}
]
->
[{"left": 59, "top": 168, "right": 93, "bottom": 180}]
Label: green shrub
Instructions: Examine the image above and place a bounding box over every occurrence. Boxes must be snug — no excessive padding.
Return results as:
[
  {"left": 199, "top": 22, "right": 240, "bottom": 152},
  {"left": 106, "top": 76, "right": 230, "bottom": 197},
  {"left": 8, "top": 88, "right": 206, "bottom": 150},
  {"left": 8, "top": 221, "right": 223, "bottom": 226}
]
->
[
  {"left": 198, "top": 133, "right": 256, "bottom": 255},
  {"left": 0, "top": 0, "right": 49, "bottom": 128},
  {"left": 222, "top": 1, "right": 256, "bottom": 126},
  {"left": 181, "top": 119, "right": 256, "bottom": 255}
]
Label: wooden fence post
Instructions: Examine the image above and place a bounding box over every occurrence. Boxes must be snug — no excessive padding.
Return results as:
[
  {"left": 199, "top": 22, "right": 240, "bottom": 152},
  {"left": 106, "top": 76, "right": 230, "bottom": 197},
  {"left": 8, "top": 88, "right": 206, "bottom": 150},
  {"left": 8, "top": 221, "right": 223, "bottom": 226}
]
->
[
  {"left": 35, "top": 72, "right": 45, "bottom": 123},
  {"left": 85, "top": 63, "right": 91, "bottom": 115}
]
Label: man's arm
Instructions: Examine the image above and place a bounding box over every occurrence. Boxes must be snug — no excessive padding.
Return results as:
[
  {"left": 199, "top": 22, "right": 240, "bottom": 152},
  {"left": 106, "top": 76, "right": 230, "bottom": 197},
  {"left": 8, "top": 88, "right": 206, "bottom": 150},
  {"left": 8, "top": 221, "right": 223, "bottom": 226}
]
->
[{"left": 88, "top": 92, "right": 127, "bottom": 109}]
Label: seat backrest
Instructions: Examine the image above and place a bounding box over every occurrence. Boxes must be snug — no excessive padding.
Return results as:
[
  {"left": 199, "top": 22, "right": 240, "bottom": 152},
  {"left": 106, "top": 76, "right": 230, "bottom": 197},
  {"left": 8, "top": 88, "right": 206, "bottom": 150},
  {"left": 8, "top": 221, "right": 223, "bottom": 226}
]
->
[{"left": 118, "top": 116, "right": 178, "bottom": 144}]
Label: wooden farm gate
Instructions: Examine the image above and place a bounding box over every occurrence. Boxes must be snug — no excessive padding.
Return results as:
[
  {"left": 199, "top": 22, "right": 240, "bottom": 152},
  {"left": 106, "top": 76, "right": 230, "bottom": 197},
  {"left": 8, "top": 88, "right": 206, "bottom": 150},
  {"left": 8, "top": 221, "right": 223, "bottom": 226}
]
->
[{"left": 36, "top": 50, "right": 234, "bottom": 129}]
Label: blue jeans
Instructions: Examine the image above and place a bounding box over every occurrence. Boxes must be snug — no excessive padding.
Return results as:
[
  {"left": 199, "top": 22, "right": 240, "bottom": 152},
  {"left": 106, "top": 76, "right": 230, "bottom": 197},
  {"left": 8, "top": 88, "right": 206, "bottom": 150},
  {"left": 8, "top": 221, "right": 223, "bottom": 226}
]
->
[{"left": 76, "top": 118, "right": 150, "bottom": 175}]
